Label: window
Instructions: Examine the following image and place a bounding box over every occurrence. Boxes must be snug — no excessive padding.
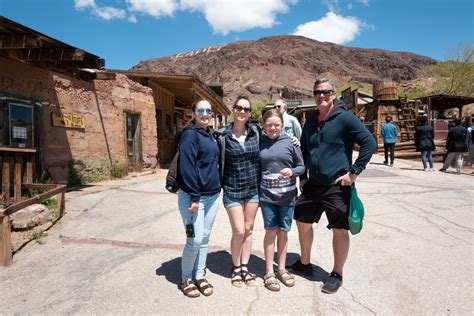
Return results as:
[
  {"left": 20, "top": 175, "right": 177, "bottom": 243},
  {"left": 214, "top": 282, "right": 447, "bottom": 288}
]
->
[{"left": 0, "top": 98, "right": 35, "bottom": 148}]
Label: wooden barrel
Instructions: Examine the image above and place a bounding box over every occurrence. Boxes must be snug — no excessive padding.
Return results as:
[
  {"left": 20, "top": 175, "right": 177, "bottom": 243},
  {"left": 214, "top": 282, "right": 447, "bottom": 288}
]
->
[{"left": 373, "top": 82, "right": 398, "bottom": 100}]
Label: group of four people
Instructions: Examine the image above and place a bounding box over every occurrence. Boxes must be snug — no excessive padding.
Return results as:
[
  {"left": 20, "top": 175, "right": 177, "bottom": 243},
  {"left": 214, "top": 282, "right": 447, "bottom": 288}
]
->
[{"left": 175, "top": 78, "right": 376, "bottom": 298}]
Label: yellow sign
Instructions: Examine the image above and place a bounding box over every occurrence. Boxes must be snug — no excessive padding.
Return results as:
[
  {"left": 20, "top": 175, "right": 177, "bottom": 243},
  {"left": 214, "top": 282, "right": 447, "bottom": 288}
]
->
[{"left": 51, "top": 113, "right": 85, "bottom": 128}]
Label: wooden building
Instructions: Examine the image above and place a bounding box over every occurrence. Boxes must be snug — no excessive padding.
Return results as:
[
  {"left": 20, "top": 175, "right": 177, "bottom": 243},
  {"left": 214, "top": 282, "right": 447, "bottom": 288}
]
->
[
  {"left": 0, "top": 16, "right": 230, "bottom": 189},
  {"left": 114, "top": 71, "right": 231, "bottom": 162}
]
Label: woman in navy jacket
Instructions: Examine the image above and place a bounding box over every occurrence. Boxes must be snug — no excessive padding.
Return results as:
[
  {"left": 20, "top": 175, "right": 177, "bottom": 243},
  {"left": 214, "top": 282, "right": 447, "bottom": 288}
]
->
[
  {"left": 414, "top": 115, "right": 436, "bottom": 171},
  {"left": 177, "top": 99, "right": 221, "bottom": 298}
]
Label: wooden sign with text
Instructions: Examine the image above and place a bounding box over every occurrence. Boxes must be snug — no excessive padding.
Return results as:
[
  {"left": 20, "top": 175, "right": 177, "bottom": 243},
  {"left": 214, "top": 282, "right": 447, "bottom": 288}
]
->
[{"left": 51, "top": 113, "right": 85, "bottom": 128}]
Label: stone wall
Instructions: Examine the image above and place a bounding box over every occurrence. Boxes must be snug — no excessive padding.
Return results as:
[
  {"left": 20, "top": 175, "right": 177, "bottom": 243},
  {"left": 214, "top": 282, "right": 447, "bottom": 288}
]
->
[{"left": 0, "top": 57, "right": 158, "bottom": 183}]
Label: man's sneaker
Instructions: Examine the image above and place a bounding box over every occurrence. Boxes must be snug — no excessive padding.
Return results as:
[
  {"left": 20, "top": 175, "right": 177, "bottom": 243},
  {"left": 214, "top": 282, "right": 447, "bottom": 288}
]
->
[
  {"left": 321, "top": 272, "right": 343, "bottom": 294},
  {"left": 389, "top": 163, "right": 394, "bottom": 167},
  {"left": 287, "top": 260, "right": 312, "bottom": 276},
  {"left": 383, "top": 161, "right": 388, "bottom": 165},
  {"left": 439, "top": 168, "right": 446, "bottom": 172}
]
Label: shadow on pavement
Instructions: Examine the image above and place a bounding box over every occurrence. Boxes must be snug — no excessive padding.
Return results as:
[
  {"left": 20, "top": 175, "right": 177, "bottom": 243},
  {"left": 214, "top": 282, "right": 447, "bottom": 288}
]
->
[
  {"left": 286, "top": 252, "right": 330, "bottom": 283},
  {"left": 155, "top": 251, "right": 330, "bottom": 287}
]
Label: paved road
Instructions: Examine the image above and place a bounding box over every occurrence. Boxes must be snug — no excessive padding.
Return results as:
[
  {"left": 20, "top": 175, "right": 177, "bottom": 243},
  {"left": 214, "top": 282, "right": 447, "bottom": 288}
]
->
[{"left": 1, "top": 155, "right": 473, "bottom": 314}]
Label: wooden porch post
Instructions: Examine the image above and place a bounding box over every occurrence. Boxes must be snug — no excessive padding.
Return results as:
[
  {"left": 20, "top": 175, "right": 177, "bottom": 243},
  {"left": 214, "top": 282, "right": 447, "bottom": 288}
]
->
[
  {"left": 14, "top": 153, "right": 22, "bottom": 203},
  {"left": 0, "top": 214, "right": 12, "bottom": 266},
  {"left": 2, "top": 156, "right": 10, "bottom": 205}
]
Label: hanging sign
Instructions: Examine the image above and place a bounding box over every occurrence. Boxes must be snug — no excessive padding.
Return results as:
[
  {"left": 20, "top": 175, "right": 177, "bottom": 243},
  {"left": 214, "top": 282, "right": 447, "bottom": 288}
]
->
[{"left": 51, "top": 113, "right": 85, "bottom": 128}]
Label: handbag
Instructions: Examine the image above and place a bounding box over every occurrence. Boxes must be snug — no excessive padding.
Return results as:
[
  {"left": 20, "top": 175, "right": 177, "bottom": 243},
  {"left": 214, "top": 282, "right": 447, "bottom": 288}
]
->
[{"left": 348, "top": 185, "right": 364, "bottom": 235}]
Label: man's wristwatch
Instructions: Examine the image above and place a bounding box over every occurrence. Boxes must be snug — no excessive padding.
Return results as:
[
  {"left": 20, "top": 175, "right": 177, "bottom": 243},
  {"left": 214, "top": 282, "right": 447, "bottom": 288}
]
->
[{"left": 349, "top": 168, "right": 361, "bottom": 176}]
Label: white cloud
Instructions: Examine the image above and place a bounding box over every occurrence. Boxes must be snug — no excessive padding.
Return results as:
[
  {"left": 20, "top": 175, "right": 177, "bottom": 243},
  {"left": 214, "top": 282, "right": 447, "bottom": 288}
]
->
[
  {"left": 357, "top": 0, "right": 369, "bottom": 6},
  {"left": 323, "top": 0, "right": 340, "bottom": 12},
  {"left": 73, "top": 0, "right": 296, "bottom": 31},
  {"left": 126, "top": 0, "right": 178, "bottom": 18},
  {"left": 293, "top": 11, "right": 363, "bottom": 44},
  {"left": 74, "top": 0, "right": 95, "bottom": 9},
  {"left": 128, "top": 14, "right": 138, "bottom": 23},
  {"left": 74, "top": 0, "right": 127, "bottom": 20},
  {"left": 180, "top": 0, "right": 297, "bottom": 35}
]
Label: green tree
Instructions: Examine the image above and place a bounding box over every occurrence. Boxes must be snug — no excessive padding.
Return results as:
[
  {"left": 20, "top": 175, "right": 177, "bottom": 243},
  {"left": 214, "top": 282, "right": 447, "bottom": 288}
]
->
[
  {"left": 429, "top": 43, "right": 474, "bottom": 97},
  {"left": 251, "top": 99, "right": 270, "bottom": 124}
]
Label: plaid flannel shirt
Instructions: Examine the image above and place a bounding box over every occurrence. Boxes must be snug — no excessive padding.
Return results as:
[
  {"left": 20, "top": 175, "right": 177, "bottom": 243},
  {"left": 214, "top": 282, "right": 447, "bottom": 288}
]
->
[{"left": 222, "top": 125, "right": 260, "bottom": 199}]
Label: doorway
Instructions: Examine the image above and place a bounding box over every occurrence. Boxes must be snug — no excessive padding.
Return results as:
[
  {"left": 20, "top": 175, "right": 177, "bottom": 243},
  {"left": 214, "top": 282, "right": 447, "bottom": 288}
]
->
[{"left": 125, "top": 112, "right": 142, "bottom": 166}]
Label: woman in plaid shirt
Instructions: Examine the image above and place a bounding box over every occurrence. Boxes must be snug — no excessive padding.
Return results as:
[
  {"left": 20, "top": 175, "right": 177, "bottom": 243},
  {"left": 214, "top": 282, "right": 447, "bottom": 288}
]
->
[{"left": 216, "top": 95, "right": 261, "bottom": 287}]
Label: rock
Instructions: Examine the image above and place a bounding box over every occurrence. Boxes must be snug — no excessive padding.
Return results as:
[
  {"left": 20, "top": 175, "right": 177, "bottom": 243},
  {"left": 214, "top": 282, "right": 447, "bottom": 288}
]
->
[{"left": 11, "top": 204, "right": 53, "bottom": 230}]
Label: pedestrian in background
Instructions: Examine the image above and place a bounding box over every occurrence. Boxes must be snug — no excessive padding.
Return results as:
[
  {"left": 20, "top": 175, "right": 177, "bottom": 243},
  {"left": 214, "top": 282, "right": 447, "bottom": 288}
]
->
[
  {"left": 177, "top": 99, "right": 221, "bottom": 298},
  {"left": 259, "top": 109, "right": 305, "bottom": 292},
  {"left": 467, "top": 118, "right": 474, "bottom": 173},
  {"left": 414, "top": 115, "right": 436, "bottom": 172},
  {"left": 274, "top": 99, "right": 302, "bottom": 140},
  {"left": 440, "top": 118, "right": 468, "bottom": 174},
  {"left": 380, "top": 116, "right": 399, "bottom": 167}
]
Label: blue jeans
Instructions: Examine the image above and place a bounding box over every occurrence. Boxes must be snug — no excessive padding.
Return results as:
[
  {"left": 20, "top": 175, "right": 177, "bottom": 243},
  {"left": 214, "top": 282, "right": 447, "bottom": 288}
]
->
[
  {"left": 178, "top": 191, "right": 220, "bottom": 282},
  {"left": 260, "top": 201, "right": 295, "bottom": 232},
  {"left": 421, "top": 150, "right": 433, "bottom": 169}
]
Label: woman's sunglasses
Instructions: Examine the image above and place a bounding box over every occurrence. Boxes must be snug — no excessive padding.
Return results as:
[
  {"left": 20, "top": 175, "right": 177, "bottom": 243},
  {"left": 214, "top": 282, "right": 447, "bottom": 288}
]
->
[
  {"left": 233, "top": 105, "right": 251, "bottom": 113},
  {"left": 196, "top": 109, "right": 213, "bottom": 115}
]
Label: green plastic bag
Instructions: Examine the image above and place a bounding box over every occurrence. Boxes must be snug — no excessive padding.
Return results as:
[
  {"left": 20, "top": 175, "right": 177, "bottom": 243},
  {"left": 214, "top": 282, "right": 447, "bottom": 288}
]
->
[{"left": 349, "top": 186, "right": 364, "bottom": 235}]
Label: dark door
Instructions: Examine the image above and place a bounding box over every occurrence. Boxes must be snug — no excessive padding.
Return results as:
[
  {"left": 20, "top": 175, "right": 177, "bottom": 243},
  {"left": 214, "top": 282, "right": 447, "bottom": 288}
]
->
[{"left": 125, "top": 112, "right": 141, "bottom": 166}]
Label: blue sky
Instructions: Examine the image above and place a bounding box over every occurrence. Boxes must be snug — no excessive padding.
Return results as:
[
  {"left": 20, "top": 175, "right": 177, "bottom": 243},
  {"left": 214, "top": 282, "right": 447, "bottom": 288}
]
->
[{"left": 1, "top": 0, "right": 473, "bottom": 69}]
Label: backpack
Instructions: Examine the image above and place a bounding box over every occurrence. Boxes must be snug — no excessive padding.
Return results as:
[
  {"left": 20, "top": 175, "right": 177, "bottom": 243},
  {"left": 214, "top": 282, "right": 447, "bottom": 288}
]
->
[{"left": 165, "top": 129, "right": 199, "bottom": 193}]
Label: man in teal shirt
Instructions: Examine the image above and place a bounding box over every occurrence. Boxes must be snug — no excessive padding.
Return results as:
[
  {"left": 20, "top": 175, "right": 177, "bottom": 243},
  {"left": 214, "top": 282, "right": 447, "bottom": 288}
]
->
[{"left": 380, "top": 116, "right": 399, "bottom": 167}]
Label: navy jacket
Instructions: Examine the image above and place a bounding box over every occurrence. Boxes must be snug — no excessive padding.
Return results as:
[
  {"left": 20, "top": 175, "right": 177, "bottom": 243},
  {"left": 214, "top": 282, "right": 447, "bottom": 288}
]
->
[
  {"left": 415, "top": 124, "right": 436, "bottom": 151},
  {"left": 178, "top": 125, "right": 221, "bottom": 202},
  {"left": 446, "top": 125, "right": 468, "bottom": 152},
  {"left": 300, "top": 105, "right": 376, "bottom": 186}
]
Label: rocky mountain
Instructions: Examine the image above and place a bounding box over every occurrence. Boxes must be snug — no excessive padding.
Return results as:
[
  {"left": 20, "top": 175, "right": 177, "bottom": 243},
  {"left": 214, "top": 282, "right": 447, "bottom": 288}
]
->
[{"left": 131, "top": 35, "right": 435, "bottom": 105}]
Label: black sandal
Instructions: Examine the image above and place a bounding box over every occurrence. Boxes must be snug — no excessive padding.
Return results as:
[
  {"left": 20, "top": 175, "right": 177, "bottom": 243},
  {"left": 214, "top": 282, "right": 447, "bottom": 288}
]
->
[
  {"left": 180, "top": 280, "right": 200, "bottom": 298},
  {"left": 194, "top": 278, "right": 214, "bottom": 296},
  {"left": 231, "top": 265, "right": 243, "bottom": 287},
  {"left": 241, "top": 264, "right": 256, "bottom": 287}
]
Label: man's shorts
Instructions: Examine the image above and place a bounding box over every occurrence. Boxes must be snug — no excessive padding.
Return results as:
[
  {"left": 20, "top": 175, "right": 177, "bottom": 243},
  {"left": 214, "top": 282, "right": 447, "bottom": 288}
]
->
[
  {"left": 260, "top": 201, "right": 295, "bottom": 232},
  {"left": 223, "top": 192, "right": 259, "bottom": 208},
  {"left": 294, "top": 183, "right": 350, "bottom": 230}
]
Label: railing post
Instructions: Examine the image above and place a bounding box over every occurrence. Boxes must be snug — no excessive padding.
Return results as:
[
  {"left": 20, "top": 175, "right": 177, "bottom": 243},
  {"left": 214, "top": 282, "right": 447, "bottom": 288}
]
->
[
  {"left": 14, "top": 153, "right": 22, "bottom": 203},
  {"left": 0, "top": 214, "right": 13, "bottom": 266},
  {"left": 2, "top": 155, "right": 10, "bottom": 205},
  {"left": 57, "top": 190, "right": 66, "bottom": 218}
]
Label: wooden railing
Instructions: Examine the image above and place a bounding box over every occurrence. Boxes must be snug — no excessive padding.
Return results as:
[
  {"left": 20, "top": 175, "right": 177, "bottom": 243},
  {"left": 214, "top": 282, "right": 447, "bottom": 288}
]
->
[{"left": 0, "top": 183, "right": 66, "bottom": 266}]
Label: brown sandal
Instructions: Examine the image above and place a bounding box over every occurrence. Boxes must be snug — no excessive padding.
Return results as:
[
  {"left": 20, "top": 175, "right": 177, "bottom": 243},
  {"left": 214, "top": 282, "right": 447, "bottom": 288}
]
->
[
  {"left": 180, "top": 280, "right": 200, "bottom": 298},
  {"left": 264, "top": 273, "right": 280, "bottom": 292},
  {"left": 276, "top": 269, "right": 295, "bottom": 287},
  {"left": 194, "top": 278, "right": 214, "bottom": 296}
]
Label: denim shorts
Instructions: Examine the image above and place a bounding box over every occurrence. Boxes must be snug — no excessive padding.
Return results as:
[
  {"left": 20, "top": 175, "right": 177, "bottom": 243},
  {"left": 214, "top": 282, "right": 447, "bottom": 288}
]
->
[
  {"left": 260, "top": 201, "right": 295, "bottom": 232},
  {"left": 223, "top": 192, "right": 259, "bottom": 208}
]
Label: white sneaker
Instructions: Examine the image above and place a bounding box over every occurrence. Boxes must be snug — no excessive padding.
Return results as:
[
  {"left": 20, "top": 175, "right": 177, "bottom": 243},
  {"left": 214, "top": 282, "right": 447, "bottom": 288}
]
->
[{"left": 429, "top": 168, "right": 435, "bottom": 172}]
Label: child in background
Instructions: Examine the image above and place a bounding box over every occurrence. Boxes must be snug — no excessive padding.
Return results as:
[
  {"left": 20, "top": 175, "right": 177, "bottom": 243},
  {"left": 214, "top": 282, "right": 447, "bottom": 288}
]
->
[{"left": 259, "top": 109, "right": 305, "bottom": 292}]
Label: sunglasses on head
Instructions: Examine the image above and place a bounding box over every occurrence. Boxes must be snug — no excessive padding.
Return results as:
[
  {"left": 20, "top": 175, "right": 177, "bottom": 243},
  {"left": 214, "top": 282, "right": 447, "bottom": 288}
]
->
[
  {"left": 234, "top": 105, "right": 251, "bottom": 113},
  {"left": 313, "top": 89, "right": 334, "bottom": 97},
  {"left": 196, "top": 108, "right": 213, "bottom": 115}
]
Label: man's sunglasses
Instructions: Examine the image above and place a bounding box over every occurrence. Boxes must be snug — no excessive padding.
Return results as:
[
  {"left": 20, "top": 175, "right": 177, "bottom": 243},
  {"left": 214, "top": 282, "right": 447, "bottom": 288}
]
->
[
  {"left": 196, "top": 109, "right": 213, "bottom": 115},
  {"left": 274, "top": 105, "right": 282, "bottom": 109},
  {"left": 234, "top": 105, "right": 251, "bottom": 113},
  {"left": 313, "top": 89, "right": 335, "bottom": 97}
]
